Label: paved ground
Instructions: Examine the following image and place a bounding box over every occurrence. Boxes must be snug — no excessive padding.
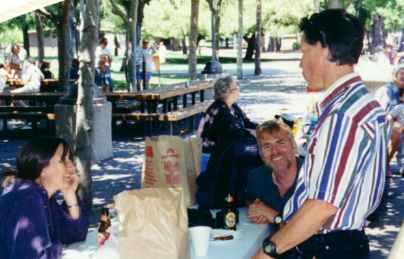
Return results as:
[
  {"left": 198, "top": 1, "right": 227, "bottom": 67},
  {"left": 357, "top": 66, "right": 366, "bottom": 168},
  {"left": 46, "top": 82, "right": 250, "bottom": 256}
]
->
[{"left": 0, "top": 58, "right": 402, "bottom": 258}]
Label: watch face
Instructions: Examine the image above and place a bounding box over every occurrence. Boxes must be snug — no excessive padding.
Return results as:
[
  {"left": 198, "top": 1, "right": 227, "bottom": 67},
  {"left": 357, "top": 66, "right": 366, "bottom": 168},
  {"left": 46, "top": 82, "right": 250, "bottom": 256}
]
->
[
  {"left": 274, "top": 216, "right": 282, "bottom": 224},
  {"left": 264, "top": 243, "right": 274, "bottom": 254}
]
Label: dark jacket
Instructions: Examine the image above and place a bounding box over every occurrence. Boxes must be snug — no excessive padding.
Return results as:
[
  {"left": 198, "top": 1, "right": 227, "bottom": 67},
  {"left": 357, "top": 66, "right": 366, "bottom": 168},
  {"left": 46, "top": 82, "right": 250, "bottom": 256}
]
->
[
  {"left": 200, "top": 100, "right": 257, "bottom": 154},
  {"left": 197, "top": 100, "right": 261, "bottom": 209}
]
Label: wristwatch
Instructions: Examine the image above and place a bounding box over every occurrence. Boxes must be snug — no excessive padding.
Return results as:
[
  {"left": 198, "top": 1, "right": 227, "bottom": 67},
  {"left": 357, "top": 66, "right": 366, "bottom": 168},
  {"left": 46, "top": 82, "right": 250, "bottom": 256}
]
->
[
  {"left": 273, "top": 215, "right": 283, "bottom": 225},
  {"left": 262, "top": 239, "right": 279, "bottom": 257}
]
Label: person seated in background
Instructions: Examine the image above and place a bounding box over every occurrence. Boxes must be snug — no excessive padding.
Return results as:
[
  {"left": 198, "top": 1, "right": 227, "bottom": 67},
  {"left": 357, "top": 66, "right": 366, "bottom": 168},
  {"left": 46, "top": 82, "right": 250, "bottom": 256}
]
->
[
  {"left": 246, "top": 120, "right": 303, "bottom": 226},
  {"left": 375, "top": 64, "right": 404, "bottom": 174},
  {"left": 388, "top": 90, "right": 404, "bottom": 175},
  {"left": 40, "top": 61, "right": 54, "bottom": 79},
  {"left": 10, "top": 60, "right": 44, "bottom": 94},
  {"left": 6, "top": 44, "right": 23, "bottom": 78},
  {"left": 95, "top": 56, "right": 113, "bottom": 94},
  {"left": 196, "top": 76, "right": 262, "bottom": 209},
  {"left": 0, "top": 137, "right": 89, "bottom": 259}
]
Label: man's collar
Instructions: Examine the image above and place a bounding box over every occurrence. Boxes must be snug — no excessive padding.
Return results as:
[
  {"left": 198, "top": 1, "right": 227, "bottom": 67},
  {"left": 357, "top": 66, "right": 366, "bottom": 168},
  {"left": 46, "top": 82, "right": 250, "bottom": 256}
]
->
[{"left": 316, "top": 72, "right": 362, "bottom": 115}]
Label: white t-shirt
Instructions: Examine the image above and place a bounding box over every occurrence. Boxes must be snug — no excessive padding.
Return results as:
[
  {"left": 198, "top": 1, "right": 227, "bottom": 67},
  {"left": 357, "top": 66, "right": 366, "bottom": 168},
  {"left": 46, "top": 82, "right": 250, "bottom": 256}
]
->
[
  {"left": 0, "top": 68, "right": 8, "bottom": 91},
  {"left": 11, "top": 63, "right": 43, "bottom": 93}
]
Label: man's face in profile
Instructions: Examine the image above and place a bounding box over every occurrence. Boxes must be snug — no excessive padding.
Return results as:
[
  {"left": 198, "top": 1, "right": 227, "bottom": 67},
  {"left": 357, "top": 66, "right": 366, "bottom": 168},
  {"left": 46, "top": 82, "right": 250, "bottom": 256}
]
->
[{"left": 299, "top": 37, "right": 328, "bottom": 91}]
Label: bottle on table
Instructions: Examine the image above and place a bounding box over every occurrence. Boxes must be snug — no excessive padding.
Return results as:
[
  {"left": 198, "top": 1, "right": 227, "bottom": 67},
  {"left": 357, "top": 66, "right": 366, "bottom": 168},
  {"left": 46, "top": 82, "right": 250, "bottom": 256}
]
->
[
  {"left": 97, "top": 207, "right": 112, "bottom": 245},
  {"left": 222, "top": 194, "right": 238, "bottom": 230}
]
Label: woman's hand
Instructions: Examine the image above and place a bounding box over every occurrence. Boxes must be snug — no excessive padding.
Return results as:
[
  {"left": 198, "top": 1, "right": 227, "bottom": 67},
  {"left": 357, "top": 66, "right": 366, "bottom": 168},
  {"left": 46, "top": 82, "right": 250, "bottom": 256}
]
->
[{"left": 61, "top": 158, "right": 80, "bottom": 197}]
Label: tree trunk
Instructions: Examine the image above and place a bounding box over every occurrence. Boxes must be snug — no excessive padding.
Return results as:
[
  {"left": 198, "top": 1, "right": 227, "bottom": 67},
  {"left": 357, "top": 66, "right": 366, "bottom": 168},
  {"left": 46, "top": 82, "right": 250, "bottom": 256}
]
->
[
  {"left": 136, "top": 1, "right": 146, "bottom": 44},
  {"left": 75, "top": 0, "right": 98, "bottom": 213},
  {"left": 370, "top": 13, "right": 384, "bottom": 54},
  {"left": 211, "top": 8, "right": 219, "bottom": 60},
  {"left": 130, "top": 0, "right": 139, "bottom": 92},
  {"left": 182, "top": 35, "right": 187, "bottom": 54},
  {"left": 328, "top": 0, "right": 343, "bottom": 9},
  {"left": 35, "top": 12, "right": 45, "bottom": 63},
  {"left": 244, "top": 34, "right": 255, "bottom": 61},
  {"left": 275, "top": 37, "right": 282, "bottom": 52},
  {"left": 254, "top": 0, "right": 262, "bottom": 76},
  {"left": 22, "top": 25, "right": 30, "bottom": 58},
  {"left": 398, "top": 28, "right": 404, "bottom": 52},
  {"left": 189, "top": 0, "right": 200, "bottom": 80},
  {"left": 207, "top": 0, "right": 222, "bottom": 61},
  {"left": 261, "top": 32, "right": 266, "bottom": 52},
  {"left": 64, "top": 0, "right": 75, "bottom": 88},
  {"left": 237, "top": 0, "right": 243, "bottom": 79}
]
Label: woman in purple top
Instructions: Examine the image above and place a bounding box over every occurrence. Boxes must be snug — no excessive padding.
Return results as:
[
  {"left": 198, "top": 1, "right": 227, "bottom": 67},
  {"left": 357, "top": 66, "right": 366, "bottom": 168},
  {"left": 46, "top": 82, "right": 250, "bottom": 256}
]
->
[{"left": 0, "top": 137, "right": 89, "bottom": 259}]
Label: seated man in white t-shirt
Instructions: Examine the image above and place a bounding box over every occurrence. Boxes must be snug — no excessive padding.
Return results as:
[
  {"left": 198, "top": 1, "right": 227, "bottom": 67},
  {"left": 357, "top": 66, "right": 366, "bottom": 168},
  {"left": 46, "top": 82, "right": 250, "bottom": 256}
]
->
[{"left": 11, "top": 60, "right": 44, "bottom": 93}]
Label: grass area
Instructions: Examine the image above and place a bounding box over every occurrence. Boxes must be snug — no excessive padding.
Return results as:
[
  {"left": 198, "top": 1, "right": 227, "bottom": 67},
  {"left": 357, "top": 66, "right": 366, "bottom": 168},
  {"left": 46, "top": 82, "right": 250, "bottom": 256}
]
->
[
  {"left": 165, "top": 55, "right": 274, "bottom": 65},
  {"left": 111, "top": 71, "right": 188, "bottom": 91}
]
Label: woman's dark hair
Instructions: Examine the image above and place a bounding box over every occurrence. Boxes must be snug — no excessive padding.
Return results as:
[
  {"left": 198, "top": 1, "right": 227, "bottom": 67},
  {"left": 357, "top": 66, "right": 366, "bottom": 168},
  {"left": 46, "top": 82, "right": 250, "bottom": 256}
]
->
[
  {"left": 299, "top": 9, "right": 364, "bottom": 65},
  {"left": 16, "top": 137, "right": 71, "bottom": 181}
]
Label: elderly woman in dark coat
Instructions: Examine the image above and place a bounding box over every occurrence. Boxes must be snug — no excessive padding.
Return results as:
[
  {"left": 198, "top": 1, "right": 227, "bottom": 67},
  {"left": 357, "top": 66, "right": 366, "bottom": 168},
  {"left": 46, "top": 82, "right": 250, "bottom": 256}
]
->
[{"left": 196, "top": 76, "right": 262, "bottom": 209}]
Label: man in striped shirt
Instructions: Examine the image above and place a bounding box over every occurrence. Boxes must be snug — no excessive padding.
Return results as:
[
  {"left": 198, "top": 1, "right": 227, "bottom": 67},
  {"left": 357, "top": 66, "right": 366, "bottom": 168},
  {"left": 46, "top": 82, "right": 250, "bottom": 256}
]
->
[{"left": 253, "top": 9, "right": 388, "bottom": 259}]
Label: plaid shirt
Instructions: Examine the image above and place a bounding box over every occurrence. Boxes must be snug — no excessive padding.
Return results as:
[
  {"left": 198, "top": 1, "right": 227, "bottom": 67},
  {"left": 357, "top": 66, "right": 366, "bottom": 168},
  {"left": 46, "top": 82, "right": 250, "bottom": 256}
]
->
[{"left": 283, "top": 73, "right": 388, "bottom": 233}]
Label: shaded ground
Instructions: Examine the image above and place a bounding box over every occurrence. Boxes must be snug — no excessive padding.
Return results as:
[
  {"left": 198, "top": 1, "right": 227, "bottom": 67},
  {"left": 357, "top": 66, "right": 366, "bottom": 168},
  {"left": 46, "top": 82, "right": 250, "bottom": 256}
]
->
[{"left": 0, "top": 58, "right": 401, "bottom": 258}]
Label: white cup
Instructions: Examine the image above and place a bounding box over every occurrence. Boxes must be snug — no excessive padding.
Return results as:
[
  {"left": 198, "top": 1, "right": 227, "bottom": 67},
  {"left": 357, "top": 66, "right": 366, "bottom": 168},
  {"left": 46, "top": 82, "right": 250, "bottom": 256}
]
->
[{"left": 189, "top": 226, "right": 212, "bottom": 257}]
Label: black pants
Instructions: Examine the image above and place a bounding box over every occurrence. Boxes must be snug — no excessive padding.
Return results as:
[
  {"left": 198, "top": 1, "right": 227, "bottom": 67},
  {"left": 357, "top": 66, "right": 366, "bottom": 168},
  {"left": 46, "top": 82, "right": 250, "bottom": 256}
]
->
[{"left": 283, "top": 230, "right": 369, "bottom": 259}]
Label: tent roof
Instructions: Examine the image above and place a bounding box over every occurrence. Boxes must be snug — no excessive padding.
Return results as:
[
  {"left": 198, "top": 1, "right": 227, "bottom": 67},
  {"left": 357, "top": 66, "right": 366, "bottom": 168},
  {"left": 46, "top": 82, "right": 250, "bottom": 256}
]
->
[{"left": 0, "top": 0, "right": 63, "bottom": 23}]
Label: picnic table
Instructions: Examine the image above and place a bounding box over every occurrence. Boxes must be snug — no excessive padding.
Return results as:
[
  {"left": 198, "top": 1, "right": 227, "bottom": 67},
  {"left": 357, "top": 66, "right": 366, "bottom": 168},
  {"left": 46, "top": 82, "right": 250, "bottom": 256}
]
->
[
  {"left": 105, "top": 79, "right": 213, "bottom": 113},
  {"left": 6, "top": 78, "right": 61, "bottom": 92},
  {"left": 106, "top": 79, "right": 215, "bottom": 135},
  {"left": 62, "top": 208, "right": 272, "bottom": 259}
]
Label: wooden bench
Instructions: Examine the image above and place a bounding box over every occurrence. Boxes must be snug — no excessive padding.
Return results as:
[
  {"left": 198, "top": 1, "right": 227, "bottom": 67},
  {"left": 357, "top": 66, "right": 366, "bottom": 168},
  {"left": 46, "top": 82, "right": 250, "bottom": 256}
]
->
[
  {"left": 113, "top": 101, "right": 212, "bottom": 136},
  {"left": 108, "top": 80, "right": 214, "bottom": 135},
  {"left": 0, "top": 92, "right": 63, "bottom": 132}
]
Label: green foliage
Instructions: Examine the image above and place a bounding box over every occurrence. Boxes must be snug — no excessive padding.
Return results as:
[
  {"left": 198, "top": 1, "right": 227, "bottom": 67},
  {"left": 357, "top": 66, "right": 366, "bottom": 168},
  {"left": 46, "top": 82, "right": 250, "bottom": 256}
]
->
[
  {"left": 142, "top": 0, "right": 191, "bottom": 39},
  {"left": 0, "top": 25, "right": 22, "bottom": 44}
]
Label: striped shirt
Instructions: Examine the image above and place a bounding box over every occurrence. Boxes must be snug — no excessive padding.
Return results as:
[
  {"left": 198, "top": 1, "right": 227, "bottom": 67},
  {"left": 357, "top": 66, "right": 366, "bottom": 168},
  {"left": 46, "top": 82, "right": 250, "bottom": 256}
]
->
[{"left": 283, "top": 73, "right": 388, "bottom": 233}]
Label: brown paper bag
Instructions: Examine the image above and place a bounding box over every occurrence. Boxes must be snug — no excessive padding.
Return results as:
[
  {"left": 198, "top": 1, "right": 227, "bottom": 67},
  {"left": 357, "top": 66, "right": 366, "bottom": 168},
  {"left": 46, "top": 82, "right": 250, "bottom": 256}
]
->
[
  {"left": 141, "top": 135, "right": 201, "bottom": 207},
  {"left": 114, "top": 188, "right": 190, "bottom": 259}
]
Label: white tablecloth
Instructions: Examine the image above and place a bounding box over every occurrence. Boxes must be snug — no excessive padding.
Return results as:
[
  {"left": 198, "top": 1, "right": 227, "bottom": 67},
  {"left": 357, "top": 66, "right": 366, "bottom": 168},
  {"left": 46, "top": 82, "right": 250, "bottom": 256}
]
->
[{"left": 62, "top": 208, "right": 272, "bottom": 259}]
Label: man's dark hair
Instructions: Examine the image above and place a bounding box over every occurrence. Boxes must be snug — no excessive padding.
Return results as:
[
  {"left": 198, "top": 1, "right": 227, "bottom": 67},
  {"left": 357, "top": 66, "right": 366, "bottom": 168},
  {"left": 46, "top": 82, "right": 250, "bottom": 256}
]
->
[
  {"left": 299, "top": 9, "right": 364, "bottom": 65},
  {"left": 16, "top": 137, "right": 71, "bottom": 181}
]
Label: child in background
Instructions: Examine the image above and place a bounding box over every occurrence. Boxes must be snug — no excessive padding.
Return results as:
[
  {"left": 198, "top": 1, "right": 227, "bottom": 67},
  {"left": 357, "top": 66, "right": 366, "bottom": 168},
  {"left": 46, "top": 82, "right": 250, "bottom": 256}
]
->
[
  {"left": 95, "top": 56, "right": 113, "bottom": 94},
  {"left": 388, "top": 90, "right": 404, "bottom": 175}
]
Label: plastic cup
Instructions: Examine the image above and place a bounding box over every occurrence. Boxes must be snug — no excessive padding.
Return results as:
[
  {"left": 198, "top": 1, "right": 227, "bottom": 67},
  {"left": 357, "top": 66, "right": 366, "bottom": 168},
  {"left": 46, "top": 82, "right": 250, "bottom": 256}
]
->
[{"left": 189, "top": 226, "right": 212, "bottom": 257}]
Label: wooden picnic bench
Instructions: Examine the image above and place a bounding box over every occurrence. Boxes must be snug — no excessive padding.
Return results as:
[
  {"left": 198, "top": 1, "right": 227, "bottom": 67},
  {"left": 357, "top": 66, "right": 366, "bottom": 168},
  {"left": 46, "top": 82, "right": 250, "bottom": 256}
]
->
[
  {"left": 0, "top": 92, "right": 64, "bottom": 132},
  {"left": 7, "top": 78, "right": 61, "bottom": 92},
  {"left": 0, "top": 79, "right": 215, "bottom": 136},
  {"left": 106, "top": 79, "right": 214, "bottom": 135}
]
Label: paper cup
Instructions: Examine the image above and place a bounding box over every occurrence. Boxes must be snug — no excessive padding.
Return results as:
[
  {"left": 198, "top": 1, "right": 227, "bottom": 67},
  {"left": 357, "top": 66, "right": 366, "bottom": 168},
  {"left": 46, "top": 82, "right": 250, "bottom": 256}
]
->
[{"left": 189, "top": 226, "right": 212, "bottom": 257}]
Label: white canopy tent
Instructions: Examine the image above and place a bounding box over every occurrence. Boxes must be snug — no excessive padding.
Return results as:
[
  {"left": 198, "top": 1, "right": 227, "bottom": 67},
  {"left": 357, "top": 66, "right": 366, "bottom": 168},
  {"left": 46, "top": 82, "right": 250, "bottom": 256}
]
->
[{"left": 0, "top": 0, "right": 63, "bottom": 23}]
